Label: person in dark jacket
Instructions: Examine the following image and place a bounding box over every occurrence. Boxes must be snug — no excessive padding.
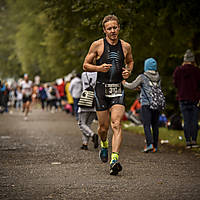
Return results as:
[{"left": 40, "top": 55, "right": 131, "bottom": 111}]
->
[
  {"left": 0, "top": 81, "right": 9, "bottom": 112},
  {"left": 0, "top": 80, "right": 3, "bottom": 113},
  {"left": 173, "top": 49, "right": 200, "bottom": 149},
  {"left": 39, "top": 84, "right": 47, "bottom": 110}
]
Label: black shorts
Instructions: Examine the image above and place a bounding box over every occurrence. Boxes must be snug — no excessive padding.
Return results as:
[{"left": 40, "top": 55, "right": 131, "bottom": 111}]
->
[
  {"left": 95, "top": 82, "right": 125, "bottom": 111},
  {"left": 23, "top": 95, "right": 32, "bottom": 103}
]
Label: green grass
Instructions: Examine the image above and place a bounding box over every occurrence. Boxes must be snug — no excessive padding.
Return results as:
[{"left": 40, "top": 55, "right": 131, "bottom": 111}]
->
[{"left": 122, "top": 121, "right": 200, "bottom": 153}]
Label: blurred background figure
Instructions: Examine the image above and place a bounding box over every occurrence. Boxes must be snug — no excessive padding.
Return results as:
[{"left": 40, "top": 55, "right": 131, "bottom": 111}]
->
[
  {"left": 0, "top": 80, "right": 5, "bottom": 113},
  {"left": 32, "top": 84, "right": 39, "bottom": 107},
  {"left": 21, "top": 74, "right": 33, "bottom": 120},
  {"left": 56, "top": 78, "right": 66, "bottom": 110},
  {"left": 126, "top": 95, "right": 142, "bottom": 126},
  {"left": 65, "top": 76, "right": 74, "bottom": 115},
  {"left": 46, "top": 84, "right": 58, "bottom": 113},
  {"left": 78, "top": 72, "right": 98, "bottom": 150},
  {"left": 173, "top": 49, "right": 200, "bottom": 149},
  {"left": 0, "top": 81, "right": 10, "bottom": 113},
  {"left": 39, "top": 84, "right": 47, "bottom": 110},
  {"left": 158, "top": 113, "right": 167, "bottom": 127},
  {"left": 16, "top": 86, "right": 23, "bottom": 111},
  {"left": 69, "top": 73, "right": 82, "bottom": 120}
]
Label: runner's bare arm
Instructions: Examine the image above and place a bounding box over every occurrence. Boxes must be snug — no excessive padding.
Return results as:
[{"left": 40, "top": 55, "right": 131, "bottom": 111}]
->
[
  {"left": 83, "top": 41, "right": 111, "bottom": 72},
  {"left": 122, "top": 43, "right": 134, "bottom": 79},
  {"left": 125, "top": 43, "right": 134, "bottom": 71}
]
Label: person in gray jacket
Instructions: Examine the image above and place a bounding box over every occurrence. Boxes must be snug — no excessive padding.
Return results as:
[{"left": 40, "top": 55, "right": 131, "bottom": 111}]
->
[
  {"left": 78, "top": 72, "right": 99, "bottom": 150},
  {"left": 122, "top": 58, "right": 161, "bottom": 153}
]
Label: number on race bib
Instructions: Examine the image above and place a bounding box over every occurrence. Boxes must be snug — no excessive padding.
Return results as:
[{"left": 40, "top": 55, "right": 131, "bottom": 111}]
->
[{"left": 105, "top": 83, "right": 122, "bottom": 98}]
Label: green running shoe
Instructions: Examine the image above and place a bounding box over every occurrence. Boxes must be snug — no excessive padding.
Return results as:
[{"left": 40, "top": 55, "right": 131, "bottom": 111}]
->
[{"left": 110, "top": 160, "right": 122, "bottom": 175}]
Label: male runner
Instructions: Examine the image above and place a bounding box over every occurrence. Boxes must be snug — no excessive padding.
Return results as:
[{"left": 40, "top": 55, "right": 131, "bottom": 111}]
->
[
  {"left": 83, "top": 15, "right": 134, "bottom": 175},
  {"left": 21, "top": 74, "right": 33, "bottom": 120}
]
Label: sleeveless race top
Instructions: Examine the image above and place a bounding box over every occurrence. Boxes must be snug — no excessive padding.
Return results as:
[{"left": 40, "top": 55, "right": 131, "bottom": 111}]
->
[{"left": 96, "top": 38, "right": 125, "bottom": 84}]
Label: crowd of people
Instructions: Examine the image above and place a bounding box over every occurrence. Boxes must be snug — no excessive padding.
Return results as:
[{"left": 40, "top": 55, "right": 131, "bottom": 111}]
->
[
  {"left": 0, "top": 74, "right": 76, "bottom": 119},
  {"left": 0, "top": 15, "right": 200, "bottom": 176},
  {"left": 0, "top": 80, "right": 9, "bottom": 113}
]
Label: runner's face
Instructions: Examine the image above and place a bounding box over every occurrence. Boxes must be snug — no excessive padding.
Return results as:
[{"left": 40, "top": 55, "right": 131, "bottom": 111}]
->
[
  {"left": 103, "top": 20, "right": 120, "bottom": 41},
  {"left": 24, "top": 76, "right": 28, "bottom": 81}
]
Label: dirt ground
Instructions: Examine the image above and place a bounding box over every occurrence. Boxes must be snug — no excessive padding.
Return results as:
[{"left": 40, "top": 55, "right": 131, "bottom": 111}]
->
[{"left": 0, "top": 109, "right": 200, "bottom": 200}]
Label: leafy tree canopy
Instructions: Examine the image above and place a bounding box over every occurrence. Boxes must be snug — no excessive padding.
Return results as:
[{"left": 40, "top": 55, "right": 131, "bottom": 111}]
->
[{"left": 0, "top": 0, "right": 200, "bottom": 115}]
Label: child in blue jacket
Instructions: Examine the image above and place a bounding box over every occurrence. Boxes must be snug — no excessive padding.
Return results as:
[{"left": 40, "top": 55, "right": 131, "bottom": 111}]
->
[{"left": 123, "top": 58, "right": 162, "bottom": 152}]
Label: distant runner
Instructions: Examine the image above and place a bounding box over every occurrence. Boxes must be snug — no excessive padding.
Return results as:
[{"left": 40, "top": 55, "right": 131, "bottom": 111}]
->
[{"left": 21, "top": 74, "right": 33, "bottom": 120}]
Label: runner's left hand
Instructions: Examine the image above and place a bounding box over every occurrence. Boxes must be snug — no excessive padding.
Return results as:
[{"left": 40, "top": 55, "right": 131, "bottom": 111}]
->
[{"left": 122, "top": 68, "right": 131, "bottom": 79}]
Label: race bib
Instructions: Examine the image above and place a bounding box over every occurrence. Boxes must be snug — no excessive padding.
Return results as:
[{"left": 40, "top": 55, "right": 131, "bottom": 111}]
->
[{"left": 105, "top": 83, "right": 122, "bottom": 98}]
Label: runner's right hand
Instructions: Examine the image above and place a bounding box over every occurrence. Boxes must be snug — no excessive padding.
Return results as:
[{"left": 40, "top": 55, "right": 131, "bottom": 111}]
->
[{"left": 98, "top": 63, "right": 112, "bottom": 72}]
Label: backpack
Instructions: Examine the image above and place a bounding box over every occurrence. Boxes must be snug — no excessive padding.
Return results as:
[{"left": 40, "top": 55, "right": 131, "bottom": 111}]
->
[
  {"left": 50, "top": 87, "right": 56, "bottom": 96},
  {"left": 78, "top": 85, "right": 95, "bottom": 108},
  {"left": 78, "top": 73, "right": 95, "bottom": 108},
  {"left": 143, "top": 74, "right": 165, "bottom": 110}
]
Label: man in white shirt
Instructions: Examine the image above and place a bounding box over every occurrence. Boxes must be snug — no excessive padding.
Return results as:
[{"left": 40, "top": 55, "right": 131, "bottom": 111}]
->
[{"left": 21, "top": 74, "right": 32, "bottom": 120}]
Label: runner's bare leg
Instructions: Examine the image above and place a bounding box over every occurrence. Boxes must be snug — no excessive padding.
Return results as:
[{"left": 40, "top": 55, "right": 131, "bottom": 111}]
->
[
  {"left": 25, "top": 101, "right": 30, "bottom": 117},
  {"left": 110, "top": 104, "right": 125, "bottom": 153},
  {"left": 96, "top": 110, "right": 110, "bottom": 142}
]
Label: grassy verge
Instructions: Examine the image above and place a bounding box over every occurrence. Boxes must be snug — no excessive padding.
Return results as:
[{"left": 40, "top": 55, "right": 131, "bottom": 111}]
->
[{"left": 122, "top": 121, "right": 200, "bottom": 153}]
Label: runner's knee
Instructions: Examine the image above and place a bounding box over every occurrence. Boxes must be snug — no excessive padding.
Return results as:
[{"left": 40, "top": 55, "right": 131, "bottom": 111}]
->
[
  {"left": 98, "top": 124, "right": 109, "bottom": 134},
  {"left": 111, "top": 120, "right": 121, "bottom": 131}
]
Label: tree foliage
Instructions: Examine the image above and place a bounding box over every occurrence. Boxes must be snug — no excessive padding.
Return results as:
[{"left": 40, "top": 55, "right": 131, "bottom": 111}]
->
[{"left": 0, "top": 0, "right": 200, "bottom": 115}]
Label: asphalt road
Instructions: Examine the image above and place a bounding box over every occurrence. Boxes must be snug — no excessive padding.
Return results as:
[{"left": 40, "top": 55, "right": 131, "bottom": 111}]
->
[{"left": 0, "top": 109, "right": 200, "bottom": 200}]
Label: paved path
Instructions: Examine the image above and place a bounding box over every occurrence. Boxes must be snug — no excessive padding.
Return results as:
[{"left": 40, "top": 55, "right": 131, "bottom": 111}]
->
[{"left": 0, "top": 109, "right": 199, "bottom": 200}]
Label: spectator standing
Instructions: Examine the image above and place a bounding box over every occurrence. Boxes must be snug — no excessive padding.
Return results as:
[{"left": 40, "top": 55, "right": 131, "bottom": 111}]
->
[
  {"left": 45, "top": 85, "right": 51, "bottom": 111},
  {"left": 57, "top": 78, "right": 66, "bottom": 110},
  {"left": 32, "top": 84, "right": 39, "bottom": 106},
  {"left": 9, "top": 87, "right": 16, "bottom": 109},
  {"left": 39, "top": 84, "right": 47, "bottom": 110},
  {"left": 123, "top": 58, "right": 162, "bottom": 153},
  {"left": 1, "top": 82, "right": 10, "bottom": 113},
  {"left": 65, "top": 78, "right": 74, "bottom": 115},
  {"left": 0, "top": 80, "right": 2, "bottom": 104},
  {"left": 47, "top": 84, "right": 58, "bottom": 113},
  {"left": 173, "top": 49, "right": 200, "bottom": 148},
  {"left": 69, "top": 73, "right": 82, "bottom": 120},
  {"left": 78, "top": 72, "right": 98, "bottom": 150},
  {"left": 0, "top": 80, "right": 5, "bottom": 113},
  {"left": 16, "top": 86, "right": 23, "bottom": 111}
]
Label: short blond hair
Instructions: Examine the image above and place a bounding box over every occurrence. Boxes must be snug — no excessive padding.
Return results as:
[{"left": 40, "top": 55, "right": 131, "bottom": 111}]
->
[{"left": 102, "top": 15, "right": 119, "bottom": 28}]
